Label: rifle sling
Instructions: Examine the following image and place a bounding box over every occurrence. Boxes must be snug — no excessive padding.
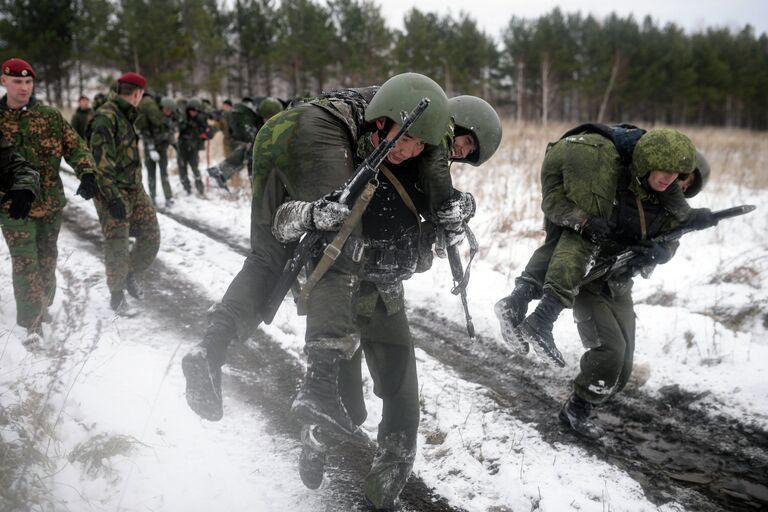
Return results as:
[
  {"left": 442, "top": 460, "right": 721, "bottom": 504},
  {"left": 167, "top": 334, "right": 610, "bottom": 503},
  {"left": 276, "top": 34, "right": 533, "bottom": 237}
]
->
[{"left": 297, "top": 180, "right": 377, "bottom": 315}]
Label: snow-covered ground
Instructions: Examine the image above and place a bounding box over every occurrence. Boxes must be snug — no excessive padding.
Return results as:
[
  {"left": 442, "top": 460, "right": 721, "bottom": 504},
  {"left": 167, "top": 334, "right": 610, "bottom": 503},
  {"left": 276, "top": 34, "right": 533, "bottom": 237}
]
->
[{"left": 1, "top": 142, "right": 766, "bottom": 511}]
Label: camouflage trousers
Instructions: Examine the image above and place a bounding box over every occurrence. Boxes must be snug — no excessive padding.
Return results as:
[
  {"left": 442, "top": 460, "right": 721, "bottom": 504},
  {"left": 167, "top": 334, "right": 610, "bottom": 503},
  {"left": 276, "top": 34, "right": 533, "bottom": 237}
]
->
[
  {"left": 145, "top": 142, "right": 172, "bottom": 202},
  {"left": 0, "top": 210, "right": 62, "bottom": 328},
  {"left": 94, "top": 188, "right": 160, "bottom": 293},
  {"left": 338, "top": 291, "right": 419, "bottom": 510},
  {"left": 178, "top": 141, "right": 204, "bottom": 194},
  {"left": 573, "top": 278, "right": 636, "bottom": 404}
]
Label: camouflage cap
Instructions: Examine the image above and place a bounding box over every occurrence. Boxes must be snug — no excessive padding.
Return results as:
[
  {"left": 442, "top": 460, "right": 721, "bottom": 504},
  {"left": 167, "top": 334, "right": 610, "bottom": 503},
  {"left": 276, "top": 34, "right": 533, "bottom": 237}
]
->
[{"left": 631, "top": 128, "right": 695, "bottom": 178}]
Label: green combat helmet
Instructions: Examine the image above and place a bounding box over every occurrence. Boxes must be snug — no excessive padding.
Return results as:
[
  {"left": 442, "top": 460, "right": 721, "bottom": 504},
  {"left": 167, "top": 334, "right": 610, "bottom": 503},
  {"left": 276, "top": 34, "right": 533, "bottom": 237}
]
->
[
  {"left": 160, "top": 97, "right": 177, "bottom": 111},
  {"left": 448, "top": 95, "right": 503, "bottom": 166},
  {"left": 684, "top": 149, "right": 711, "bottom": 198},
  {"left": 631, "top": 128, "right": 696, "bottom": 179},
  {"left": 364, "top": 72, "right": 449, "bottom": 146},
  {"left": 257, "top": 96, "right": 284, "bottom": 120},
  {"left": 187, "top": 98, "right": 203, "bottom": 111}
]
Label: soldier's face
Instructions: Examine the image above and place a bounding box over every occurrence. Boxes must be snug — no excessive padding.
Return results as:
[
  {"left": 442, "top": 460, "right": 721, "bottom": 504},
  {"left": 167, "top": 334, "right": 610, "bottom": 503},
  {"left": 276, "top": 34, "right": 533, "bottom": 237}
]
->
[
  {"left": 78, "top": 98, "right": 90, "bottom": 109},
  {"left": 376, "top": 119, "right": 426, "bottom": 165},
  {"left": 647, "top": 170, "right": 679, "bottom": 192},
  {"left": 450, "top": 134, "right": 478, "bottom": 160},
  {"left": 1, "top": 75, "right": 34, "bottom": 108}
]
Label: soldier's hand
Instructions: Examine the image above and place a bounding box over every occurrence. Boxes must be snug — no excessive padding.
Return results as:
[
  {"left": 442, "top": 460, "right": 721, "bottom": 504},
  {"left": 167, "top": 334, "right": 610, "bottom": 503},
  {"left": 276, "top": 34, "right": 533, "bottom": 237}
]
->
[
  {"left": 75, "top": 174, "right": 99, "bottom": 200},
  {"left": 311, "top": 199, "right": 350, "bottom": 232},
  {"left": 687, "top": 208, "right": 719, "bottom": 230},
  {"left": 2, "top": 189, "right": 35, "bottom": 219},
  {"left": 107, "top": 197, "right": 127, "bottom": 220},
  {"left": 631, "top": 240, "right": 673, "bottom": 266},
  {"left": 580, "top": 216, "right": 614, "bottom": 244}
]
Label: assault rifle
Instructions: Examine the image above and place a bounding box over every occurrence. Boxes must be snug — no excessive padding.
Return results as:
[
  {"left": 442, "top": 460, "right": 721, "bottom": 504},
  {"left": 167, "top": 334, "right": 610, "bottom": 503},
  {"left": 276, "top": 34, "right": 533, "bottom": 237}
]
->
[
  {"left": 446, "top": 223, "right": 478, "bottom": 339},
  {"left": 260, "top": 97, "right": 432, "bottom": 324},
  {"left": 583, "top": 204, "right": 756, "bottom": 285}
]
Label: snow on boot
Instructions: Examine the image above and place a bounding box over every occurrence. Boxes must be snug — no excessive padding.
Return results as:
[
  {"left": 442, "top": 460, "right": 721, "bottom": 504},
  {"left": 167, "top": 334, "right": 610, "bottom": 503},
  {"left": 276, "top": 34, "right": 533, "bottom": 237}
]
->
[
  {"left": 126, "top": 273, "right": 144, "bottom": 300},
  {"left": 182, "top": 345, "right": 223, "bottom": 421},
  {"left": 22, "top": 325, "right": 44, "bottom": 351},
  {"left": 291, "top": 349, "right": 358, "bottom": 438},
  {"left": 207, "top": 165, "right": 230, "bottom": 192},
  {"left": 494, "top": 281, "right": 541, "bottom": 354},
  {"left": 110, "top": 290, "right": 139, "bottom": 318},
  {"left": 514, "top": 292, "right": 566, "bottom": 367},
  {"left": 299, "top": 424, "right": 327, "bottom": 490},
  {"left": 559, "top": 393, "right": 605, "bottom": 440}
]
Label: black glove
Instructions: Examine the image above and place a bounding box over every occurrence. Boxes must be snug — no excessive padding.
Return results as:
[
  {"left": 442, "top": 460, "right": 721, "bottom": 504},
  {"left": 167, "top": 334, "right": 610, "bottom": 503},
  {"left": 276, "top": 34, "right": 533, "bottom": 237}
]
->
[
  {"left": 76, "top": 174, "right": 99, "bottom": 200},
  {"left": 2, "top": 189, "right": 35, "bottom": 219},
  {"left": 107, "top": 197, "right": 127, "bottom": 220},
  {"left": 631, "top": 240, "right": 674, "bottom": 266},
  {"left": 687, "top": 208, "right": 719, "bottom": 230},
  {"left": 580, "top": 216, "right": 614, "bottom": 244}
]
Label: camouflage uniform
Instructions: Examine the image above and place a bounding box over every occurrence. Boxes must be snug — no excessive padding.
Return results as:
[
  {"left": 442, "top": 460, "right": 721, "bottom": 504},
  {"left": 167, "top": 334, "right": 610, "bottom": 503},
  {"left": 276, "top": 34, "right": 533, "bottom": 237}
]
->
[
  {"left": 89, "top": 92, "right": 160, "bottom": 294},
  {"left": 0, "top": 130, "right": 40, "bottom": 198},
  {"left": 135, "top": 94, "right": 173, "bottom": 203},
  {"left": 70, "top": 106, "right": 94, "bottom": 141},
  {"left": 0, "top": 95, "right": 96, "bottom": 328},
  {"left": 177, "top": 106, "right": 208, "bottom": 194}
]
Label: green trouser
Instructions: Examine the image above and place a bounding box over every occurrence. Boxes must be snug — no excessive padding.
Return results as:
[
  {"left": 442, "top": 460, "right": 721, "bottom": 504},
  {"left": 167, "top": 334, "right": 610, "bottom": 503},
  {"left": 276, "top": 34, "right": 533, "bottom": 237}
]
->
[
  {"left": 145, "top": 142, "right": 172, "bottom": 201},
  {"left": 572, "top": 278, "right": 636, "bottom": 404},
  {"left": 543, "top": 226, "right": 599, "bottom": 307},
  {"left": 338, "top": 291, "right": 419, "bottom": 510},
  {"left": 219, "top": 140, "right": 250, "bottom": 180},
  {"left": 178, "top": 141, "right": 204, "bottom": 194},
  {"left": 519, "top": 219, "right": 561, "bottom": 291},
  {"left": 0, "top": 211, "right": 62, "bottom": 328},
  {"left": 94, "top": 188, "right": 160, "bottom": 294}
]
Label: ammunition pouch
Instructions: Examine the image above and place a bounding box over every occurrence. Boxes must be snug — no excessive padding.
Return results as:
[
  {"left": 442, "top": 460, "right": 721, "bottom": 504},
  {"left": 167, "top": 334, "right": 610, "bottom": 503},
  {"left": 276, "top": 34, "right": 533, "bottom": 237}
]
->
[{"left": 363, "top": 230, "right": 426, "bottom": 283}]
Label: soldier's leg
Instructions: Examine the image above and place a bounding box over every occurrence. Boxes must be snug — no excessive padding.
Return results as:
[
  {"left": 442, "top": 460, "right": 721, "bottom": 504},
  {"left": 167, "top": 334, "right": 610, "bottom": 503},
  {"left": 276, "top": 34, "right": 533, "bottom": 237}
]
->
[
  {"left": 145, "top": 154, "right": 157, "bottom": 202},
  {"left": 157, "top": 145, "right": 173, "bottom": 201},
  {"left": 178, "top": 147, "right": 192, "bottom": 194},
  {"left": 127, "top": 190, "right": 160, "bottom": 278},
  {"left": 0, "top": 213, "right": 45, "bottom": 329},
  {"left": 36, "top": 213, "right": 62, "bottom": 308},
  {"left": 189, "top": 149, "right": 204, "bottom": 194},
  {"left": 360, "top": 300, "right": 419, "bottom": 510},
  {"left": 94, "top": 197, "right": 131, "bottom": 294},
  {"left": 607, "top": 285, "right": 636, "bottom": 396},
  {"left": 219, "top": 144, "right": 246, "bottom": 181}
]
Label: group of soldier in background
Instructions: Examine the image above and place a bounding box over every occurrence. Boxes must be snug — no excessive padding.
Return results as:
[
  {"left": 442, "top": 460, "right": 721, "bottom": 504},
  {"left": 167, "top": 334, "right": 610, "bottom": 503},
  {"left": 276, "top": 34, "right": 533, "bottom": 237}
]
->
[{"left": 1, "top": 53, "right": 725, "bottom": 512}]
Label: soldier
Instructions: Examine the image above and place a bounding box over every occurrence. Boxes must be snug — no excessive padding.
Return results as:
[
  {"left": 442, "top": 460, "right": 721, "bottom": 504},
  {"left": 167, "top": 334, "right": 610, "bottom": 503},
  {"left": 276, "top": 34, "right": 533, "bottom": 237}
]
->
[
  {"left": 0, "top": 57, "right": 99, "bottom": 345},
  {"left": 495, "top": 131, "right": 712, "bottom": 364},
  {"left": 70, "top": 95, "right": 94, "bottom": 140},
  {"left": 89, "top": 72, "right": 160, "bottom": 316},
  {"left": 177, "top": 98, "right": 209, "bottom": 195},
  {"left": 207, "top": 96, "right": 284, "bottom": 190},
  {"left": 136, "top": 92, "right": 174, "bottom": 207},
  {"left": 93, "top": 92, "right": 108, "bottom": 111}
]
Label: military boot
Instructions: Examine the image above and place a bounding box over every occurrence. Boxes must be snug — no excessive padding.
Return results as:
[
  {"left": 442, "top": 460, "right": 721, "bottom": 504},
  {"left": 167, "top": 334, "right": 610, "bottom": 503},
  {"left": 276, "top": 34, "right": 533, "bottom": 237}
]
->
[
  {"left": 291, "top": 349, "right": 358, "bottom": 437},
  {"left": 514, "top": 292, "right": 566, "bottom": 367},
  {"left": 125, "top": 273, "right": 144, "bottom": 300},
  {"left": 110, "top": 290, "right": 139, "bottom": 317},
  {"left": 207, "top": 165, "right": 229, "bottom": 192},
  {"left": 299, "top": 424, "right": 328, "bottom": 490},
  {"left": 194, "top": 178, "right": 205, "bottom": 195},
  {"left": 181, "top": 338, "right": 226, "bottom": 421},
  {"left": 494, "top": 280, "right": 541, "bottom": 354},
  {"left": 559, "top": 393, "right": 605, "bottom": 440},
  {"left": 22, "top": 324, "right": 44, "bottom": 351},
  {"left": 364, "top": 431, "right": 415, "bottom": 512}
]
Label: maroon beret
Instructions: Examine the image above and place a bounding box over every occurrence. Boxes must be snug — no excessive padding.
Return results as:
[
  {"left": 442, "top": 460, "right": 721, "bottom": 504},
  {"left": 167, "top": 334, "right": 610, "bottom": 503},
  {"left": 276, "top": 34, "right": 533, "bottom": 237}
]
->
[
  {"left": 117, "top": 72, "right": 147, "bottom": 89},
  {"left": 2, "top": 58, "right": 35, "bottom": 78}
]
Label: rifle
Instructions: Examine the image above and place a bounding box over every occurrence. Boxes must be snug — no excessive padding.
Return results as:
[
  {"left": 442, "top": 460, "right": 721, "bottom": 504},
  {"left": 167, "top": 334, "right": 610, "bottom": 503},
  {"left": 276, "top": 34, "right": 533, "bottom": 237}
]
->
[
  {"left": 583, "top": 204, "right": 756, "bottom": 285},
  {"left": 260, "top": 97, "right": 432, "bottom": 324},
  {"left": 446, "top": 222, "right": 478, "bottom": 339}
]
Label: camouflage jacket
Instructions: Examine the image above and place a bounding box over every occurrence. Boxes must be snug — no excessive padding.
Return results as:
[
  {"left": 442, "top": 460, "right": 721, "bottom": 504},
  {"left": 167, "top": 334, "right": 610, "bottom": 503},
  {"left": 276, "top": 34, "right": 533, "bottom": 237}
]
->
[
  {"left": 135, "top": 95, "right": 168, "bottom": 145},
  {"left": 178, "top": 110, "right": 209, "bottom": 146},
  {"left": 0, "top": 95, "right": 96, "bottom": 217},
  {"left": 0, "top": 129, "right": 40, "bottom": 199},
  {"left": 70, "top": 107, "right": 94, "bottom": 141},
  {"left": 89, "top": 93, "right": 141, "bottom": 197}
]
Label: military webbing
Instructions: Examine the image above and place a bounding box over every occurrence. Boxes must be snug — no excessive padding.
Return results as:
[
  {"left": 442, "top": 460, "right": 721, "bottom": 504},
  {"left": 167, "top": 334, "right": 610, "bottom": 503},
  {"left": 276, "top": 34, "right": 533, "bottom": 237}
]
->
[{"left": 297, "top": 180, "right": 378, "bottom": 315}]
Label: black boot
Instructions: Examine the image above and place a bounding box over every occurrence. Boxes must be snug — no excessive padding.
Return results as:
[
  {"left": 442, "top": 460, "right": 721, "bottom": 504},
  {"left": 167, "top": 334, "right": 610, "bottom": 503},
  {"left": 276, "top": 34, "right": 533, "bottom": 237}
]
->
[
  {"left": 207, "top": 165, "right": 230, "bottom": 192},
  {"left": 194, "top": 178, "right": 205, "bottom": 195},
  {"left": 125, "top": 273, "right": 144, "bottom": 300},
  {"left": 559, "top": 393, "right": 605, "bottom": 440},
  {"left": 514, "top": 292, "right": 566, "bottom": 367},
  {"left": 182, "top": 335, "right": 228, "bottom": 421},
  {"left": 110, "top": 290, "right": 138, "bottom": 317},
  {"left": 291, "top": 349, "right": 358, "bottom": 437},
  {"left": 494, "top": 280, "right": 541, "bottom": 354},
  {"left": 299, "top": 424, "right": 328, "bottom": 490}
]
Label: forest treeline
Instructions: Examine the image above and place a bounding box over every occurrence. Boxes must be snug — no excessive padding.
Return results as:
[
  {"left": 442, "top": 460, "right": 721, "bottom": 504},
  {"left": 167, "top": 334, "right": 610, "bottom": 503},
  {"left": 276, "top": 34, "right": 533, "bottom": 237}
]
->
[{"left": 1, "top": 0, "right": 767, "bottom": 128}]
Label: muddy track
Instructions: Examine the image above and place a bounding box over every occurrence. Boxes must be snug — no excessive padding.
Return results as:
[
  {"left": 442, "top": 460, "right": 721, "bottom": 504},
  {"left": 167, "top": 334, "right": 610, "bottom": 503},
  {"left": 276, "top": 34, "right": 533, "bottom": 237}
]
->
[
  {"left": 60, "top": 206, "right": 461, "bottom": 512},
  {"left": 156, "top": 210, "right": 768, "bottom": 511},
  {"left": 410, "top": 307, "right": 768, "bottom": 512}
]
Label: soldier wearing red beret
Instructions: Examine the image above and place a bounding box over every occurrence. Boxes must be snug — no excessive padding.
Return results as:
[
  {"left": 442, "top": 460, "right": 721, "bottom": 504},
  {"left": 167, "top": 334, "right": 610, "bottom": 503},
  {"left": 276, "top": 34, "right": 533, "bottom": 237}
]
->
[{"left": 0, "top": 57, "right": 99, "bottom": 348}]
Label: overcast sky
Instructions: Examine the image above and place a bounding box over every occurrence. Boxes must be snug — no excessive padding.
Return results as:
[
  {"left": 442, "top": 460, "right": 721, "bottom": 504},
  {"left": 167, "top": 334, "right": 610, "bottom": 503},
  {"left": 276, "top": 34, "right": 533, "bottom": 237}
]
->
[{"left": 373, "top": 0, "right": 768, "bottom": 40}]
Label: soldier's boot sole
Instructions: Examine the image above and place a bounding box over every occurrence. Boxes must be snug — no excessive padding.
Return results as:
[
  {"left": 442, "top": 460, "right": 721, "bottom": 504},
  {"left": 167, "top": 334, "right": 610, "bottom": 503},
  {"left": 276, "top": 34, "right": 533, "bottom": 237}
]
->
[
  {"left": 299, "top": 425, "right": 327, "bottom": 490},
  {"left": 291, "top": 394, "right": 362, "bottom": 442},
  {"left": 22, "top": 328, "right": 44, "bottom": 352},
  {"left": 514, "top": 321, "right": 565, "bottom": 367},
  {"left": 494, "top": 298, "right": 529, "bottom": 355},
  {"left": 182, "top": 349, "right": 223, "bottom": 421},
  {"left": 125, "top": 274, "right": 144, "bottom": 300}
]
